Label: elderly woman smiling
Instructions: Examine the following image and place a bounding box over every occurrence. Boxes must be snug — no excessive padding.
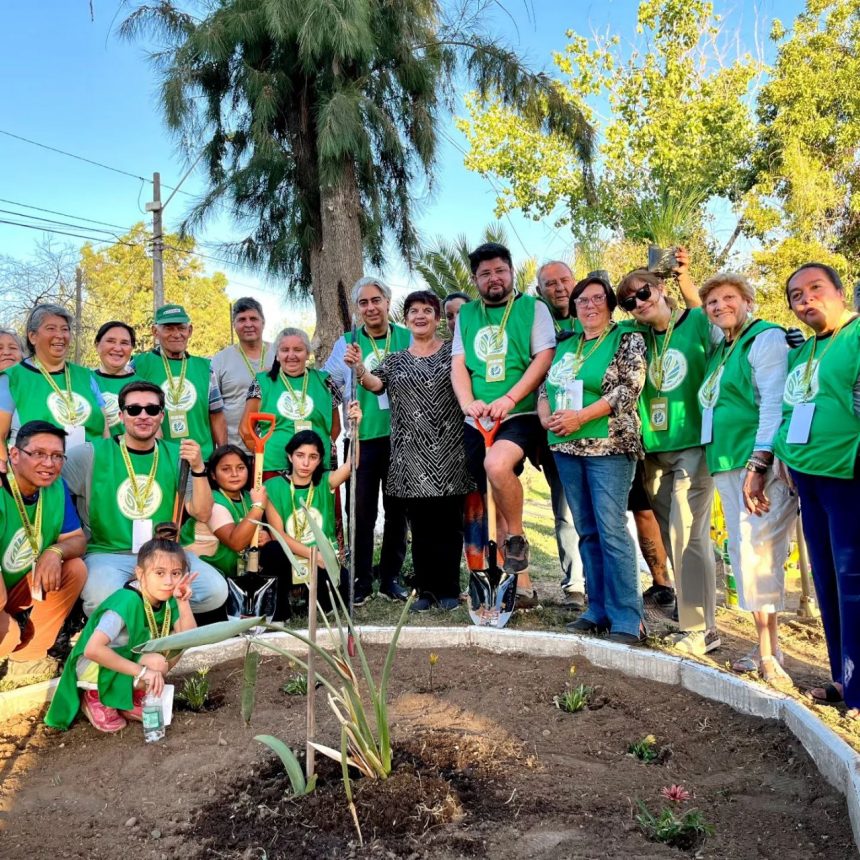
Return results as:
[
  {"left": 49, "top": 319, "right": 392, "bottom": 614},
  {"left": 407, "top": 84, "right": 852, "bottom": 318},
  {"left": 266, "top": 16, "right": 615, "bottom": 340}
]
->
[{"left": 93, "top": 321, "right": 141, "bottom": 436}]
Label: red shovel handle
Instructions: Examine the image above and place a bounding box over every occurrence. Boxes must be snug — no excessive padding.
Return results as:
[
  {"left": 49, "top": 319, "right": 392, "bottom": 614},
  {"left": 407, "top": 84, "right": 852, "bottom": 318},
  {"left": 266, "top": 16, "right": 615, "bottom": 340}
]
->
[
  {"left": 249, "top": 412, "right": 276, "bottom": 454},
  {"left": 474, "top": 417, "right": 501, "bottom": 449}
]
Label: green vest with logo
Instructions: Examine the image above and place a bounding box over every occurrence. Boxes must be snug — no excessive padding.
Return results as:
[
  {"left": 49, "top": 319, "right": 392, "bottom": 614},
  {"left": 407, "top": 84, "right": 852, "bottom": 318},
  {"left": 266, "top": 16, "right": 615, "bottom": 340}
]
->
[
  {"left": 350, "top": 324, "right": 411, "bottom": 440},
  {"left": 773, "top": 316, "right": 860, "bottom": 479},
  {"left": 93, "top": 370, "right": 142, "bottom": 437},
  {"left": 180, "top": 488, "right": 248, "bottom": 576},
  {"left": 637, "top": 307, "right": 714, "bottom": 454},
  {"left": 133, "top": 351, "right": 213, "bottom": 459},
  {"left": 256, "top": 368, "right": 333, "bottom": 472},
  {"left": 264, "top": 473, "right": 337, "bottom": 549},
  {"left": 698, "top": 319, "right": 779, "bottom": 475},
  {"left": 88, "top": 437, "right": 180, "bottom": 554},
  {"left": 459, "top": 294, "right": 538, "bottom": 413},
  {"left": 544, "top": 324, "right": 624, "bottom": 444},
  {"left": 4, "top": 361, "right": 105, "bottom": 441},
  {"left": 0, "top": 478, "right": 66, "bottom": 589}
]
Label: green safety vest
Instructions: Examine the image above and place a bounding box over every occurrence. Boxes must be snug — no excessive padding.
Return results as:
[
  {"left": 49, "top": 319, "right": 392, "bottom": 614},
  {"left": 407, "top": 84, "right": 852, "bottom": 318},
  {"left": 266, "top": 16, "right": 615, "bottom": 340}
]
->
[
  {"left": 255, "top": 368, "right": 333, "bottom": 472},
  {"left": 0, "top": 478, "right": 66, "bottom": 589},
  {"left": 4, "top": 361, "right": 105, "bottom": 440},
  {"left": 87, "top": 437, "right": 181, "bottom": 554},
  {"left": 459, "top": 294, "right": 539, "bottom": 413},
  {"left": 544, "top": 324, "right": 625, "bottom": 444},
  {"left": 774, "top": 316, "right": 860, "bottom": 479},
  {"left": 350, "top": 324, "right": 411, "bottom": 440},
  {"left": 133, "top": 350, "right": 214, "bottom": 460},
  {"left": 93, "top": 370, "right": 142, "bottom": 437},
  {"left": 264, "top": 472, "right": 336, "bottom": 549},
  {"left": 180, "top": 488, "right": 249, "bottom": 576},
  {"left": 698, "top": 319, "right": 779, "bottom": 474},
  {"left": 45, "top": 586, "right": 178, "bottom": 730},
  {"left": 637, "top": 307, "right": 714, "bottom": 454}
]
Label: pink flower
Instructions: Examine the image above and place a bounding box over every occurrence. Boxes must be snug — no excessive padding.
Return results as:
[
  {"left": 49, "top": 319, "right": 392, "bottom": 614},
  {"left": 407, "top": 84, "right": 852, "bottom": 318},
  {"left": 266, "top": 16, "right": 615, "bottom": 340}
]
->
[{"left": 660, "top": 784, "right": 691, "bottom": 803}]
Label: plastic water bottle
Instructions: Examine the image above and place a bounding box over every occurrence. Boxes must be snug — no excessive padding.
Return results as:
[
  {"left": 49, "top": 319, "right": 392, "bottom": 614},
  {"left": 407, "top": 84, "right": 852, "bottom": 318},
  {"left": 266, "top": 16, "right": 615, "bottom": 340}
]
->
[
  {"left": 142, "top": 692, "right": 165, "bottom": 743},
  {"left": 722, "top": 539, "right": 739, "bottom": 609}
]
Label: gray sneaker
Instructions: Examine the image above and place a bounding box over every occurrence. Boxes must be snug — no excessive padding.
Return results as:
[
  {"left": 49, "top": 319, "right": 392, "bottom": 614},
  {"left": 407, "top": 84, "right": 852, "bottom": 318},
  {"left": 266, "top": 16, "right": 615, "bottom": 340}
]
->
[{"left": 503, "top": 535, "right": 530, "bottom": 573}]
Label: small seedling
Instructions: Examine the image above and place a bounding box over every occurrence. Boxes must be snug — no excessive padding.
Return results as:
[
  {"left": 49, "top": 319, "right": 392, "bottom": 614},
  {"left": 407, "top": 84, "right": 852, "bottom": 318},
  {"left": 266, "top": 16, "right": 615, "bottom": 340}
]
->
[
  {"left": 281, "top": 673, "right": 309, "bottom": 696},
  {"left": 554, "top": 682, "right": 592, "bottom": 713},
  {"left": 628, "top": 734, "right": 659, "bottom": 762},
  {"left": 636, "top": 800, "right": 713, "bottom": 850},
  {"left": 428, "top": 652, "right": 439, "bottom": 692},
  {"left": 177, "top": 668, "right": 210, "bottom": 711}
]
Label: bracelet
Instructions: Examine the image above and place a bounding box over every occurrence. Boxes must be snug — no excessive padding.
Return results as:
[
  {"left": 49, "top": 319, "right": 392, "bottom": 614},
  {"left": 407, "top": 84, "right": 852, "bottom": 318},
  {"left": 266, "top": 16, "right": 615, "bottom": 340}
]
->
[
  {"left": 249, "top": 501, "right": 265, "bottom": 511},
  {"left": 134, "top": 665, "right": 147, "bottom": 684},
  {"left": 356, "top": 365, "right": 366, "bottom": 381},
  {"left": 503, "top": 393, "right": 516, "bottom": 406},
  {"left": 44, "top": 545, "right": 64, "bottom": 560},
  {"left": 745, "top": 458, "right": 769, "bottom": 474},
  {"left": 190, "top": 468, "right": 207, "bottom": 477}
]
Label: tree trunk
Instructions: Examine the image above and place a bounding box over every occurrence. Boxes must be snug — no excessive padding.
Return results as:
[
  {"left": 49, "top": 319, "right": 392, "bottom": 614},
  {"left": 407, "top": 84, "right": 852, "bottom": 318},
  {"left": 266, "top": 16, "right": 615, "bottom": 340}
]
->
[
  {"left": 715, "top": 221, "right": 744, "bottom": 269},
  {"left": 312, "top": 161, "right": 364, "bottom": 363}
]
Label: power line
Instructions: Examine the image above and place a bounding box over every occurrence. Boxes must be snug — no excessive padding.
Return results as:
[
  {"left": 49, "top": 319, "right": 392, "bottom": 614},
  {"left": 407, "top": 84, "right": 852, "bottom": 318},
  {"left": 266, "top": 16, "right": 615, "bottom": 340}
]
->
[{"left": 0, "top": 197, "right": 137, "bottom": 233}]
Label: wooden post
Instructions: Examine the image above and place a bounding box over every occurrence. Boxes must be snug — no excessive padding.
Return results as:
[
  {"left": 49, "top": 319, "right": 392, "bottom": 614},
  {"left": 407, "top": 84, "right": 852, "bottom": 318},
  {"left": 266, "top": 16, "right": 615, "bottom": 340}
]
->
[
  {"left": 73, "top": 265, "right": 83, "bottom": 363},
  {"left": 306, "top": 547, "right": 318, "bottom": 781},
  {"left": 146, "top": 172, "right": 165, "bottom": 313}
]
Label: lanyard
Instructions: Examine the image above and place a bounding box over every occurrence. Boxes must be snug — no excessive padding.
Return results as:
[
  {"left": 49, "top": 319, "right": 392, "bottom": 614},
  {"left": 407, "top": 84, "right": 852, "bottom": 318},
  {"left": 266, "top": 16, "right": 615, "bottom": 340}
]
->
[
  {"left": 160, "top": 351, "right": 187, "bottom": 405},
  {"left": 34, "top": 359, "right": 76, "bottom": 415},
  {"left": 223, "top": 492, "right": 249, "bottom": 522},
  {"left": 279, "top": 369, "right": 309, "bottom": 415},
  {"left": 571, "top": 323, "right": 614, "bottom": 376},
  {"left": 700, "top": 318, "right": 753, "bottom": 403},
  {"left": 480, "top": 294, "right": 515, "bottom": 351},
  {"left": 649, "top": 311, "right": 678, "bottom": 393},
  {"left": 366, "top": 327, "right": 392, "bottom": 363},
  {"left": 7, "top": 470, "right": 42, "bottom": 560},
  {"left": 236, "top": 345, "right": 262, "bottom": 380},
  {"left": 799, "top": 315, "right": 853, "bottom": 399},
  {"left": 142, "top": 595, "right": 171, "bottom": 639},
  {"left": 119, "top": 437, "right": 160, "bottom": 516},
  {"left": 289, "top": 480, "right": 315, "bottom": 543}
]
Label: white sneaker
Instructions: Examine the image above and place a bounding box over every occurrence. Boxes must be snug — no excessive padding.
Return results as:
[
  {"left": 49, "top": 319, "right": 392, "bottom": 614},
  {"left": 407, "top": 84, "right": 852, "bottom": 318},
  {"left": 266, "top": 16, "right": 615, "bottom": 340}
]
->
[{"left": 669, "top": 628, "right": 721, "bottom": 656}]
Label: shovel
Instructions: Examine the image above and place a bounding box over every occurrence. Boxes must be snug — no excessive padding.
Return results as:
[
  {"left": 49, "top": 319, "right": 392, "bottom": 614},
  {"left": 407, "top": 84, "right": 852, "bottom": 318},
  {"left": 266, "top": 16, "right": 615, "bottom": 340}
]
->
[
  {"left": 245, "top": 412, "right": 276, "bottom": 574},
  {"left": 468, "top": 417, "right": 518, "bottom": 628}
]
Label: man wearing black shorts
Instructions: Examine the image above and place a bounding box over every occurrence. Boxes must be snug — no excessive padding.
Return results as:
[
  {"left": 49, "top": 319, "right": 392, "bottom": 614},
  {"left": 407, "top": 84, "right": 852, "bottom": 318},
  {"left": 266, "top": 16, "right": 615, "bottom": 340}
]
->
[{"left": 451, "top": 243, "right": 555, "bottom": 604}]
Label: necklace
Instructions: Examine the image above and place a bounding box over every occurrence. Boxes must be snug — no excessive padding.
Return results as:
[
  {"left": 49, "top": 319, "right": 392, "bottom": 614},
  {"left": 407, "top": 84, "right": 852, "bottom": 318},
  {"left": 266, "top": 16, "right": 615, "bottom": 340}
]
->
[{"left": 571, "top": 323, "right": 614, "bottom": 376}]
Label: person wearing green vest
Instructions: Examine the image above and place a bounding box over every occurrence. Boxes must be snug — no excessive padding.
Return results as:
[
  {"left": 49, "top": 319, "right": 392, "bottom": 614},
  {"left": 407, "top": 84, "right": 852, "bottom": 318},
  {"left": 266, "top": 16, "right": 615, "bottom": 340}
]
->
[
  {"left": 93, "top": 321, "right": 141, "bottom": 437},
  {"left": 617, "top": 263, "right": 723, "bottom": 656},
  {"left": 242, "top": 327, "right": 340, "bottom": 477},
  {"left": 538, "top": 273, "right": 647, "bottom": 644},
  {"left": 774, "top": 263, "right": 860, "bottom": 718},
  {"left": 0, "top": 328, "right": 23, "bottom": 371},
  {"left": 324, "top": 277, "right": 411, "bottom": 605},
  {"left": 45, "top": 536, "right": 196, "bottom": 733},
  {"left": 0, "top": 304, "right": 108, "bottom": 464},
  {"left": 0, "top": 420, "right": 87, "bottom": 686},
  {"left": 698, "top": 272, "right": 796, "bottom": 688},
  {"left": 452, "top": 243, "right": 556, "bottom": 607},
  {"left": 62, "top": 380, "right": 228, "bottom": 617},
  {"left": 132, "top": 303, "right": 227, "bottom": 462}
]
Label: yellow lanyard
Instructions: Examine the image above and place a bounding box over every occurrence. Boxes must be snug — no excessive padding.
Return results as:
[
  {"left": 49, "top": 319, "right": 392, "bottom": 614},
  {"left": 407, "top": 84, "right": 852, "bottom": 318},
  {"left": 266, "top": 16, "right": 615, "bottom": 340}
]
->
[
  {"left": 279, "top": 369, "right": 309, "bottom": 415},
  {"left": 7, "top": 470, "right": 42, "bottom": 560},
  {"left": 800, "top": 315, "right": 853, "bottom": 399},
  {"left": 236, "top": 345, "right": 262, "bottom": 380},
  {"left": 33, "top": 359, "right": 76, "bottom": 415},
  {"left": 571, "top": 323, "right": 614, "bottom": 376},
  {"left": 481, "top": 294, "right": 515, "bottom": 351},
  {"left": 142, "top": 595, "right": 171, "bottom": 639},
  {"left": 367, "top": 327, "right": 392, "bottom": 363},
  {"left": 289, "top": 480, "right": 315, "bottom": 543},
  {"left": 700, "top": 319, "right": 753, "bottom": 403},
  {"left": 223, "top": 492, "right": 249, "bottom": 521},
  {"left": 649, "top": 311, "right": 678, "bottom": 393},
  {"left": 160, "top": 351, "right": 187, "bottom": 405},
  {"left": 119, "top": 437, "right": 160, "bottom": 517}
]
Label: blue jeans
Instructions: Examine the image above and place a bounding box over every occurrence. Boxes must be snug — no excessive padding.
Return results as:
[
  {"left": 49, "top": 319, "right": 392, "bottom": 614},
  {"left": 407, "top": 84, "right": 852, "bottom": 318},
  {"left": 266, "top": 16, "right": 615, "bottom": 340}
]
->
[
  {"left": 542, "top": 447, "right": 584, "bottom": 593},
  {"left": 790, "top": 467, "right": 860, "bottom": 710},
  {"left": 554, "top": 452, "right": 642, "bottom": 636},
  {"left": 81, "top": 551, "right": 229, "bottom": 617}
]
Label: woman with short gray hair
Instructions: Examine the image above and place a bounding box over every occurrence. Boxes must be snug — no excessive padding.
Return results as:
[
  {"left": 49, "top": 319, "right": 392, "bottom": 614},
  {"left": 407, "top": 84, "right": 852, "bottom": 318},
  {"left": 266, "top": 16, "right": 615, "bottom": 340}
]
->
[{"left": 0, "top": 329, "right": 23, "bottom": 371}]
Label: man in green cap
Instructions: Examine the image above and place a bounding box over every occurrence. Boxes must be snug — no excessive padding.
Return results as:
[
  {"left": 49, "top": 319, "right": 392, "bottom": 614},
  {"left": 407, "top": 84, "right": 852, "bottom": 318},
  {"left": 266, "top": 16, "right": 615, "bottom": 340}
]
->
[{"left": 133, "top": 304, "right": 227, "bottom": 461}]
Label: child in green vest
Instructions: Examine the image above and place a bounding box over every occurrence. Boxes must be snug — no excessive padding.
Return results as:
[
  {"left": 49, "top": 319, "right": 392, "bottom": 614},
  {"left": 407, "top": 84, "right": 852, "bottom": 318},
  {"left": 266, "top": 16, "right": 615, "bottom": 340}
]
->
[{"left": 45, "top": 536, "right": 197, "bottom": 733}]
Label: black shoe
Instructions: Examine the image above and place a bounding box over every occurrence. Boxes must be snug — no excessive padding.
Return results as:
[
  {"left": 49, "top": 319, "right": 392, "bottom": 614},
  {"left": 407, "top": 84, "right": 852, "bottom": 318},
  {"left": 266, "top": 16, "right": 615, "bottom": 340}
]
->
[
  {"left": 409, "top": 596, "right": 434, "bottom": 613},
  {"left": 437, "top": 597, "right": 460, "bottom": 611},
  {"left": 352, "top": 585, "right": 373, "bottom": 607},
  {"left": 566, "top": 617, "right": 607, "bottom": 635},
  {"left": 607, "top": 630, "right": 646, "bottom": 647},
  {"left": 379, "top": 580, "right": 410, "bottom": 602},
  {"left": 503, "top": 535, "right": 530, "bottom": 573},
  {"left": 643, "top": 584, "right": 675, "bottom": 607}
]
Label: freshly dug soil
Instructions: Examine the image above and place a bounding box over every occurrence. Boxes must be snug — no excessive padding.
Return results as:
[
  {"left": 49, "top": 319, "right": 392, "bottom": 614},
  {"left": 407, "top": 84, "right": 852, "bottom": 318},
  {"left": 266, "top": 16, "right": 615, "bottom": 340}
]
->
[{"left": 0, "top": 645, "right": 853, "bottom": 859}]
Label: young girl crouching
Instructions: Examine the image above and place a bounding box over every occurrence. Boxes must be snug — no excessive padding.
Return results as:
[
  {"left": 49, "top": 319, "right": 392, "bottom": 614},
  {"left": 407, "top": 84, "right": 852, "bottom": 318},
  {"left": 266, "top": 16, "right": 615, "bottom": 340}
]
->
[{"left": 45, "top": 537, "right": 197, "bottom": 733}]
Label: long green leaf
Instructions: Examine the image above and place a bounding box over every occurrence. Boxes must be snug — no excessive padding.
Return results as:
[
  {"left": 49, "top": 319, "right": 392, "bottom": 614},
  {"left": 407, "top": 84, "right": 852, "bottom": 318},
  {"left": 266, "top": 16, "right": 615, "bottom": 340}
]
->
[
  {"left": 135, "top": 616, "right": 266, "bottom": 653},
  {"left": 254, "top": 734, "right": 308, "bottom": 796},
  {"left": 242, "top": 646, "right": 260, "bottom": 725},
  {"left": 302, "top": 504, "right": 342, "bottom": 583}
]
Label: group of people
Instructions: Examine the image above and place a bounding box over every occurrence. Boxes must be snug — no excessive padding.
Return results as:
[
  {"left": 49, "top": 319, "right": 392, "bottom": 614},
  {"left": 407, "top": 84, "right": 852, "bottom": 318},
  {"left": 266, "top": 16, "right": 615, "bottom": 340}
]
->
[{"left": 0, "top": 241, "right": 857, "bottom": 732}]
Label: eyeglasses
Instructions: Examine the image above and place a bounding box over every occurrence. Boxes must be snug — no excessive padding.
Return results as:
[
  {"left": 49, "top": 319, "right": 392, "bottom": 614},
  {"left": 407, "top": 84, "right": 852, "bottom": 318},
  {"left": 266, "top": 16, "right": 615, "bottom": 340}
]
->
[
  {"left": 619, "top": 286, "right": 652, "bottom": 312},
  {"left": 573, "top": 293, "right": 608, "bottom": 308},
  {"left": 123, "top": 403, "right": 163, "bottom": 417},
  {"left": 19, "top": 449, "right": 66, "bottom": 465}
]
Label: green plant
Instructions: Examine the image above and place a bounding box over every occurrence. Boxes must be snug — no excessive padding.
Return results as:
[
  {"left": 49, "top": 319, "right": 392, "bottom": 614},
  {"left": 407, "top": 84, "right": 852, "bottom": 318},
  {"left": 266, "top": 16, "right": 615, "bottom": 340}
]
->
[
  {"left": 553, "top": 683, "right": 592, "bottom": 714},
  {"left": 628, "top": 734, "right": 659, "bottom": 762},
  {"left": 621, "top": 187, "right": 708, "bottom": 249},
  {"left": 428, "top": 653, "right": 439, "bottom": 692},
  {"left": 255, "top": 735, "right": 317, "bottom": 797},
  {"left": 282, "top": 673, "right": 309, "bottom": 696},
  {"left": 177, "top": 668, "right": 210, "bottom": 711},
  {"left": 635, "top": 800, "right": 714, "bottom": 850}
]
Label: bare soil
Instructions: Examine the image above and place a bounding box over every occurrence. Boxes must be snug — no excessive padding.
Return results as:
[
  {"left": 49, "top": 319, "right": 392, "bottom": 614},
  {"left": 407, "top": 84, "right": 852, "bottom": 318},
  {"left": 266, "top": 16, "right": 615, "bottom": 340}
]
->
[{"left": 0, "top": 645, "right": 853, "bottom": 859}]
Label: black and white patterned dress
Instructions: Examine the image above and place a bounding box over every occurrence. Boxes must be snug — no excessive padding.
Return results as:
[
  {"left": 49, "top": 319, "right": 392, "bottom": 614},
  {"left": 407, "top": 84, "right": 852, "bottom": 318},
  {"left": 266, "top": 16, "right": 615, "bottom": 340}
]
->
[{"left": 374, "top": 342, "right": 474, "bottom": 499}]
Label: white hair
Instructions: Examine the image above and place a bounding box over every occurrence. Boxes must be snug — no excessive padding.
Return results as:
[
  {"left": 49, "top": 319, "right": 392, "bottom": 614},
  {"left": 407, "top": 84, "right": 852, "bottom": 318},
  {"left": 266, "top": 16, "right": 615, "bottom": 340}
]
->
[{"left": 351, "top": 276, "right": 392, "bottom": 304}]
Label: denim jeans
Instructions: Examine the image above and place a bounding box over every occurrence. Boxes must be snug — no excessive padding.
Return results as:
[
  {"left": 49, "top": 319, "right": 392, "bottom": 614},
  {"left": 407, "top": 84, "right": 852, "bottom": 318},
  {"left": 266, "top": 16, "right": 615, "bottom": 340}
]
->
[
  {"left": 541, "top": 445, "right": 585, "bottom": 593},
  {"left": 553, "top": 452, "right": 642, "bottom": 636}
]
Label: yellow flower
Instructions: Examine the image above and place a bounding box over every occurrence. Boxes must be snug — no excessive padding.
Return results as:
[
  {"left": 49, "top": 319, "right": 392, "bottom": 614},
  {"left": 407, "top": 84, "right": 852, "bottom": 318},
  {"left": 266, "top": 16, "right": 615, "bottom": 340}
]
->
[
  {"left": 569, "top": 665, "right": 577, "bottom": 676},
  {"left": 429, "top": 653, "right": 439, "bottom": 666}
]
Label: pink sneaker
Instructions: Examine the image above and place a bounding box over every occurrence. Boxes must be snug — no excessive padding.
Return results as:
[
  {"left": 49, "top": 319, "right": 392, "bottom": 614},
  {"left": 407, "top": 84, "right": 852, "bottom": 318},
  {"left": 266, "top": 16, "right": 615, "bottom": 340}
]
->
[
  {"left": 80, "top": 689, "right": 128, "bottom": 733},
  {"left": 120, "top": 688, "right": 146, "bottom": 722}
]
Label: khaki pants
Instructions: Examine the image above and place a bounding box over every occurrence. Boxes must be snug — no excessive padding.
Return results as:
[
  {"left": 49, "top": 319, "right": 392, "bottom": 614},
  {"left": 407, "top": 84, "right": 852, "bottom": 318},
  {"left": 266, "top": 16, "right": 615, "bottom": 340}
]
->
[{"left": 644, "top": 447, "right": 716, "bottom": 631}]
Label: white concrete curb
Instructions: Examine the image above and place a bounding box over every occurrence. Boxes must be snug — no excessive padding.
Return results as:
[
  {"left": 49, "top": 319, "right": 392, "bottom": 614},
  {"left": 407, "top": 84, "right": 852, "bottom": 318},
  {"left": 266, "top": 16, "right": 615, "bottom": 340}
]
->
[{"left": 3, "top": 625, "right": 859, "bottom": 852}]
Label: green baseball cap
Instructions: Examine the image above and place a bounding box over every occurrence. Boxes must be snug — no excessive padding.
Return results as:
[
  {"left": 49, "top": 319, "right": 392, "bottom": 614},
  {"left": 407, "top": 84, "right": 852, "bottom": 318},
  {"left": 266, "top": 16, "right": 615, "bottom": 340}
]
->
[{"left": 154, "top": 304, "right": 190, "bottom": 325}]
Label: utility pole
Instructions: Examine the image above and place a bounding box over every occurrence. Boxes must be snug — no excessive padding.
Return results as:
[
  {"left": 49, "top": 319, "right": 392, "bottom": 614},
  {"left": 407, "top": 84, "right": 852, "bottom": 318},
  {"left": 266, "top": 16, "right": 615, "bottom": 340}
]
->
[
  {"left": 146, "top": 172, "right": 165, "bottom": 314},
  {"left": 74, "top": 265, "right": 83, "bottom": 363}
]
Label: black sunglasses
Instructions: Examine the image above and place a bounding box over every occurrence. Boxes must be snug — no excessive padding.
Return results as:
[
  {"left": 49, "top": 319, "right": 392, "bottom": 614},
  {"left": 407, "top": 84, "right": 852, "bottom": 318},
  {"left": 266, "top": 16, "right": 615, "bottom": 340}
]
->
[
  {"left": 619, "top": 285, "right": 652, "bottom": 312},
  {"left": 123, "top": 403, "right": 163, "bottom": 416}
]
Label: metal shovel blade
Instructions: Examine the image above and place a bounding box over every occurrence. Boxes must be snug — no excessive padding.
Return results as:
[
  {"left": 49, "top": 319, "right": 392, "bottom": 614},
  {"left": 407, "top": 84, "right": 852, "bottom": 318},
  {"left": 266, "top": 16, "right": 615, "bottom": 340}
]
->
[
  {"left": 468, "top": 569, "right": 518, "bottom": 628},
  {"left": 226, "top": 574, "right": 278, "bottom": 631}
]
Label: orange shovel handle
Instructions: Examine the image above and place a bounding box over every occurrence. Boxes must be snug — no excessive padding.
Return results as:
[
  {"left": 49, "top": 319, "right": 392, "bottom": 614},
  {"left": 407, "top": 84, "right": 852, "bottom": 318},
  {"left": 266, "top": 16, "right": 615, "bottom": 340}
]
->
[
  {"left": 249, "top": 412, "right": 276, "bottom": 454},
  {"left": 473, "top": 417, "right": 501, "bottom": 449}
]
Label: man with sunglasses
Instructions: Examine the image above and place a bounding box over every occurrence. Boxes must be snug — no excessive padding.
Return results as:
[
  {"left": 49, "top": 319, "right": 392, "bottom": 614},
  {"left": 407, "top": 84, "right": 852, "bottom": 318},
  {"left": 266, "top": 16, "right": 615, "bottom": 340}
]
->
[
  {"left": 0, "top": 421, "right": 87, "bottom": 685},
  {"left": 63, "top": 381, "right": 228, "bottom": 617}
]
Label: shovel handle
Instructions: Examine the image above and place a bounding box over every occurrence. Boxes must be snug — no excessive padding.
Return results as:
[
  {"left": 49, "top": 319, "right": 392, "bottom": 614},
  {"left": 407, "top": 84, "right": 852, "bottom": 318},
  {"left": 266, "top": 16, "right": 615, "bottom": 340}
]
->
[
  {"left": 474, "top": 417, "right": 501, "bottom": 448},
  {"left": 249, "top": 412, "right": 276, "bottom": 454}
]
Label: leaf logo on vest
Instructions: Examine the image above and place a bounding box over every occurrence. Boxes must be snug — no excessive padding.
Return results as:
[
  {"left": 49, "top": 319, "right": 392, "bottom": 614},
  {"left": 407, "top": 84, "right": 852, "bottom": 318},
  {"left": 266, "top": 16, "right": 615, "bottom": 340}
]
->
[
  {"left": 286, "top": 507, "right": 323, "bottom": 545},
  {"left": 47, "top": 391, "right": 92, "bottom": 427},
  {"left": 547, "top": 353, "right": 576, "bottom": 387},
  {"left": 2, "top": 528, "right": 42, "bottom": 575},
  {"left": 473, "top": 326, "right": 509, "bottom": 361},
  {"left": 783, "top": 361, "right": 819, "bottom": 406},
  {"left": 102, "top": 392, "right": 121, "bottom": 427},
  {"left": 648, "top": 349, "right": 688, "bottom": 392},
  {"left": 277, "top": 392, "right": 314, "bottom": 420},
  {"left": 697, "top": 367, "right": 724, "bottom": 409},
  {"left": 116, "top": 476, "right": 164, "bottom": 519},
  {"left": 161, "top": 378, "right": 198, "bottom": 412},
  {"left": 364, "top": 352, "right": 382, "bottom": 373}
]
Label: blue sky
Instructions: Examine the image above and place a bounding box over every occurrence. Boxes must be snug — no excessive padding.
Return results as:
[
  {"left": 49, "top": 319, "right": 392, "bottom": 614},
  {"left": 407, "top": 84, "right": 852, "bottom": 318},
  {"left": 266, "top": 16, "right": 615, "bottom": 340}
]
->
[{"left": 0, "top": 0, "right": 803, "bottom": 334}]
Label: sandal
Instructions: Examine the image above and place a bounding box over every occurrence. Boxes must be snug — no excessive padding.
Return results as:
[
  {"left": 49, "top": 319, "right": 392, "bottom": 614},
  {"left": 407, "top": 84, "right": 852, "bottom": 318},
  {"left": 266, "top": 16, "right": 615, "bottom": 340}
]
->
[
  {"left": 809, "top": 682, "right": 844, "bottom": 704},
  {"left": 732, "top": 645, "right": 784, "bottom": 674},
  {"left": 759, "top": 656, "right": 794, "bottom": 691}
]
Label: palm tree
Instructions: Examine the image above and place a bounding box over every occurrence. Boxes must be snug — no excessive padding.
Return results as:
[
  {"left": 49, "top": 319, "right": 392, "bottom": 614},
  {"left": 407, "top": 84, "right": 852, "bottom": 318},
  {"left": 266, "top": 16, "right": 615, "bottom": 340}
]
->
[{"left": 121, "top": 1, "right": 593, "bottom": 359}]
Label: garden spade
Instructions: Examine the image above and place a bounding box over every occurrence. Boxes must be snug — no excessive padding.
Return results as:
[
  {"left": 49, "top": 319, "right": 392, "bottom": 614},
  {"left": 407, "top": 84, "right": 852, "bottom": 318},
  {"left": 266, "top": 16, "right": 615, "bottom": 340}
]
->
[
  {"left": 468, "top": 417, "right": 518, "bottom": 628},
  {"left": 347, "top": 323, "right": 359, "bottom": 657},
  {"left": 245, "top": 411, "right": 276, "bottom": 574}
]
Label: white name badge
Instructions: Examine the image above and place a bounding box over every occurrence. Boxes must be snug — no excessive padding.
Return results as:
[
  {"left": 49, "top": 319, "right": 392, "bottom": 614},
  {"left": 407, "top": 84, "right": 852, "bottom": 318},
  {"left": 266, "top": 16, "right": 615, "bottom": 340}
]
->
[
  {"left": 63, "top": 424, "right": 86, "bottom": 450},
  {"left": 377, "top": 391, "right": 390, "bottom": 411},
  {"left": 700, "top": 407, "right": 714, "bottom": 445},
  {"left": 132, "top": 518, "right": 154, "bottom": 552},
  {"left": 786, "top": 402, "right": 816, "bottom": 445},
  {"left": 558, "top": 380, "right": 583, "bottom": 412}
]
